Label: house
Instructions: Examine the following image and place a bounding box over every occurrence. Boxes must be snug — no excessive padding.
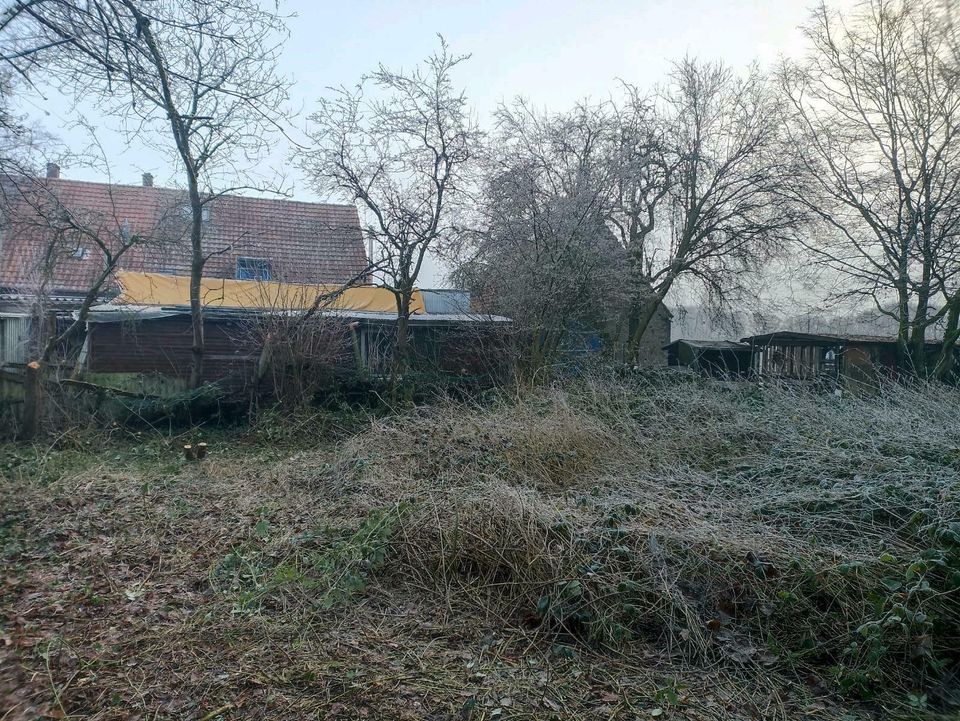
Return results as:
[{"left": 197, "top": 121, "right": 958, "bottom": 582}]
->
[
  {"left": 0, "top": 165, "right": 368, "bottom": 300},
  {"left": 0, "top": 169, "right": 510, "bottom": 400},
  {"left": 0, "top": 165, "right": 368, "bottom": 367},
  {"left": 663, "top": 339, "right": 751, "bottom": 378},
  {"left": 80, "top": 272, "right": 511, "bottom": 393}
]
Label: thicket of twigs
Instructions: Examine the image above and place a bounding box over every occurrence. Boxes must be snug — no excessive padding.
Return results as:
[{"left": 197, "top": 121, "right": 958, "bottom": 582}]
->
[{"left": 2, "top": 372, "right": 959, "bottom": 719}]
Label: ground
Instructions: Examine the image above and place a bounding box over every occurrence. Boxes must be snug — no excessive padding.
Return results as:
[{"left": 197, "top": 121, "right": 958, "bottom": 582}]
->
[{"left": 1, "top": 373, "right": 958, "bottom": 720}]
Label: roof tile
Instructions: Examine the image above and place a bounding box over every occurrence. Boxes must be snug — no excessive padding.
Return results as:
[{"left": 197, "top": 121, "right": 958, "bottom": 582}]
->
[{"left": 0, "top": 177, "right": 367, "bottom": 294}]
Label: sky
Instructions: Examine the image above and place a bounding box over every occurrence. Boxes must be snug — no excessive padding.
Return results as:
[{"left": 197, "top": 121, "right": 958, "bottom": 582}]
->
[{"left": 22, "top": 0, "right": 859, "bottom": 286}]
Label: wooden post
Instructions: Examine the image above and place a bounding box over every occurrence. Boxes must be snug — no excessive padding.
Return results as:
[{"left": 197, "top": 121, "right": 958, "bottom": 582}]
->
[
  {"left": 349, "top": 322, "right": 364, "bottom": 369},
  {"left": 20, "top": 361, "right": 41, "bottom": 440}
]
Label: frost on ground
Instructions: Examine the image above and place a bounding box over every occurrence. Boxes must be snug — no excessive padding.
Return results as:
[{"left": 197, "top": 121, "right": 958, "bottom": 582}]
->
[{"left": 2, "top": 372, "right": 959, "bottom": 720}]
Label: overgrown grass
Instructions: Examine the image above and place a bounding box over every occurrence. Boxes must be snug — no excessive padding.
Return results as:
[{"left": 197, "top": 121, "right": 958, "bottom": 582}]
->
[
  {"left": 323, "top": 372, "right": 960, "bottom": 713},
  {"left": 2, "top": 372, "right": 959, "bottom": 719}
]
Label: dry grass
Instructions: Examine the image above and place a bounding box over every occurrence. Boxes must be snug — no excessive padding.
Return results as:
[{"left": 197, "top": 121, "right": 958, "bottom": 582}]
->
[{"left": 2, "top": 373, "right": 959, "bottom": 719}]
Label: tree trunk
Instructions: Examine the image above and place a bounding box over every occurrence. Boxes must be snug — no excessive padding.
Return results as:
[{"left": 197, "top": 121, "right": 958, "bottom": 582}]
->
[
  {"left": 934, "top": 301, "right": 960, "bottom": 381},
  {"left": 627, "top": 296, "right": 664, "bottom": 364},
  {"left": 188, "top": 191, "right": 205, "bottom": 389},
  {"left": 909, "top": 282, "right": 931, "bottom": 376},
  {"left": 189, "top": 270, "right": 205, "bottom": 389},
  {"left": 389, "top": 291, "right": 412, "bottom": 395},
  {"left": 123, "top": 2, "right": 207, "bottom": 389},
  {"left": 522, "top": 327, "right": 562, "bottom": 381},
  {"left": 894, "top": 283, "right": 912, "bottom": 374},
  {"left": 908, "top": 325, "right": 929, "bottom": 378}
]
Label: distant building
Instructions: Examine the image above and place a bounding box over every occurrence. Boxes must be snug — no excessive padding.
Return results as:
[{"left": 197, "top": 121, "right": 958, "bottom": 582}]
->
[
  {"left": 635, "top": 303, "right": 673, "bottom": 367},
  {"left": 81, "top": 281, "right": 510, "bottom": 394},
  {"left": 0, "top": 170, "right": 508, "bottom": 397},
  {"left": 665, "top": 330, "right": 955, "bottom": 385},
  {"left": 560, "top": 301, "right": 672, "bottom": 366},
  {"left": 0, "top": 167, "right": 370, "bottom": 369}
]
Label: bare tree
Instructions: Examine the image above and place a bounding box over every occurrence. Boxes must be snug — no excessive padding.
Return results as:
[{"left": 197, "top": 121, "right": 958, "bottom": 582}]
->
[
  {"left": 0, "top": 170, "right": 169, "bottom": 437},
  {"left": 234, "top": 281, "right": 353, "bottom": 411},
  {"left": 614, "top": 58, "right": 796, "bottom": 359},
  {"left": 458, "top": 61, "right": 792, "bottom": 369},
  {"left": 780, "top": 0, "right": 960, "bottom": 376},
  {"left": 453, "top": 100, "right": 628, "bottom": 375},
  {"left": 302, "top": 38, "right": 478, "bottom": 390},
  {"left": 3, "top": 0, "right": 291, "bottom": 387},
  {"left": 605, "top": 86, "right": 673, "bottom": 358},
  {"left": 18, "top": 190, "right": 154, "bottom": 364}
]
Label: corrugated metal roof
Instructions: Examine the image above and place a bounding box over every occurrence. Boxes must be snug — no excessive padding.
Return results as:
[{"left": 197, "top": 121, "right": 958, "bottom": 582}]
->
[
  {"left": 420, "top": 289, "right": 470, "bottom": 314},
  {"left": 83, "top": 304, "right": 511, "bottom": 325},
  {"left": 663, "top": 339, "right": 750, "bottom": 351}
]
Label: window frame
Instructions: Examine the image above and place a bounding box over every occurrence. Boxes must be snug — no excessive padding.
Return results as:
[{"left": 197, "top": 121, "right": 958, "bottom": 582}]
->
[{"left": 236, "top": 256, "right": 273, "bottom": 281}]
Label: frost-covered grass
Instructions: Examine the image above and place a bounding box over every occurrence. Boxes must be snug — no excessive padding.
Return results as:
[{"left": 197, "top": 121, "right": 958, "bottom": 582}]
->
[
  {"left": 331, "top": 372, "right": 960, "bottom": 714},
  {"left": 2, "top": 373, "right": 959, "bottom": 719}
]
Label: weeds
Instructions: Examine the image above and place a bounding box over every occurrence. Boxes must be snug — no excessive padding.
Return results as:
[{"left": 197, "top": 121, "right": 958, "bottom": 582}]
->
[
  {"left": 330, "top": 372, "right": 960, "bottom": 712},
  {"left": 3, "top": 372, "right": 959, "bottom": 718},
  {"left": 210, "top": 501, "right": 409, "bottom": 615}
]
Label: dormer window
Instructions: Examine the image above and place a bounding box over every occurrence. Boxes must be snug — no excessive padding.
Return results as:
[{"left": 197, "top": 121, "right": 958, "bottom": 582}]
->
[
  {"left": 180, "top": 204, "right": 211, "bottom": 222},
  {"left": 236, "top": 257, "right": 272, "bottom": 281},
  {"left": 71, "top": 246, "right": 90, "bottom": 260}
]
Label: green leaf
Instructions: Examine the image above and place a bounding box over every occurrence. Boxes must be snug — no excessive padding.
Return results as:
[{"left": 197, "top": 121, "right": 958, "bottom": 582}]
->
[
  {"left": 254, "top": 518, "right": 270, "bottom": 539},
  {"left": 880, "top": 577, "right": 902, "bottom": 592}
]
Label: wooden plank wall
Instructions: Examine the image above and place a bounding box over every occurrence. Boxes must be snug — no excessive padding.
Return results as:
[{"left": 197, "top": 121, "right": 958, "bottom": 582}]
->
[{"left": 87, "top": 316, "right": 258, "bottom": 388}]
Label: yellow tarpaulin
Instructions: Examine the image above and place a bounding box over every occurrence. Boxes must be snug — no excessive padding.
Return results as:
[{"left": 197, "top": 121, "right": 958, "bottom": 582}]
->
[{"left": 114, "top": 271, "right": 425, "bottom": 314}]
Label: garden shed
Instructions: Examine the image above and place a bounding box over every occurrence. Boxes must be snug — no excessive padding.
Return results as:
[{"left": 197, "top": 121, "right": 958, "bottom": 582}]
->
[{"left": 663, "top": 339, "right": 752, "bottom": 378}]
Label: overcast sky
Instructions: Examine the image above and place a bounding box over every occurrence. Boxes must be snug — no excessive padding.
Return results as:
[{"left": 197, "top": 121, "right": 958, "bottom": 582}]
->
[{"left": 24, "top": 0, "right": 858, "bottom": 286}]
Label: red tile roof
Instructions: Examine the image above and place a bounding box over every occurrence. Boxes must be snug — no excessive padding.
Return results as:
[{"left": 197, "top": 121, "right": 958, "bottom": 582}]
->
[{"left": 0, "top": 176, "right": 367, "bottom": 295}]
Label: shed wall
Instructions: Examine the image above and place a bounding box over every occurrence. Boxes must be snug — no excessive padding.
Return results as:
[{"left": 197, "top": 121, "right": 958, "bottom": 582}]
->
[
  {"left": 0, "top": 315, "right": 31, "bottom": 365},
  {"left": 86, "top": 316, "right": 258, "bottom": 388}
]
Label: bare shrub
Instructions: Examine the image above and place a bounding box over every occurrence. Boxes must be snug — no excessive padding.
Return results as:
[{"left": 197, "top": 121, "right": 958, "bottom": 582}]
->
[{"left": 240, "top": 301, "right": 355, "bottom": 411}]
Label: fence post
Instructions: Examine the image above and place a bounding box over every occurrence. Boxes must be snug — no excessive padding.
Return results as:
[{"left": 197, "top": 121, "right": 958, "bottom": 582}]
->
[{"left": 20, "top": 360, "right": 41, "bottom": 440}]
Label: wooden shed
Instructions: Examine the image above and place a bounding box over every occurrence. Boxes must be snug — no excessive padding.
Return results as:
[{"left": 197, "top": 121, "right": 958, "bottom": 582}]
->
[
  {"left": 80, "top": 304, "right": 512, "bottom": 395},
  {"left": 740, "top": 331, "right": 947, "bottom": 383},
  {"left": 663, "top": 339, "right": 752, "bottom": 378}
]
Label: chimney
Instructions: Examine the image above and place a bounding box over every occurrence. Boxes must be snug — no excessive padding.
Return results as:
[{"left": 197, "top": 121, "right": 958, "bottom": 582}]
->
[
  {"left": 142, "top": 172, "right": 154, "bottom": 187},
  {"left": 45, "top": 163, "right": 60, "bottom": 179}
]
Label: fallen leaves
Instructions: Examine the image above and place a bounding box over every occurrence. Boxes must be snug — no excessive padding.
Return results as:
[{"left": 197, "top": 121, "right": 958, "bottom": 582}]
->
[{"left": 541, "top": 695, "right": 562, "bottom": 711}]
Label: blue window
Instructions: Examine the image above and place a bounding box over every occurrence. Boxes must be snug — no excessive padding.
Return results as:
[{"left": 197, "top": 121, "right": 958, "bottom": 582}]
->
[{"left": 236, "top": 257, "right": 272, "bottom": 281}]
